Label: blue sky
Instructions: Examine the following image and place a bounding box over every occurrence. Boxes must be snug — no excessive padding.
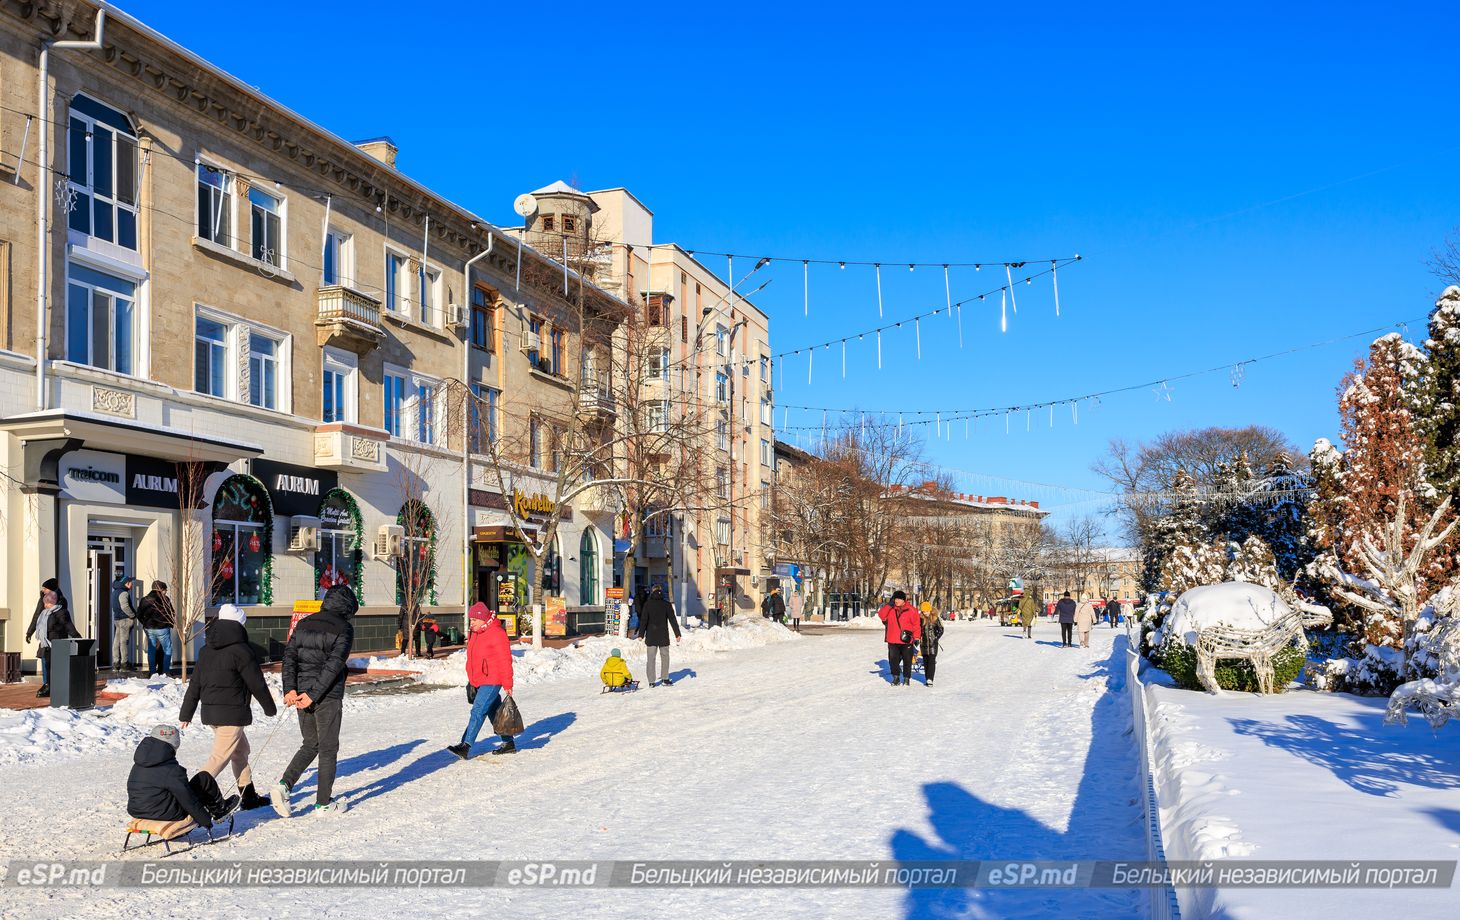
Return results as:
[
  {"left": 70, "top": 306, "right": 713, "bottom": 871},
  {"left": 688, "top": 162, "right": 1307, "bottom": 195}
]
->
[{"left": 122, "top": 1, "right": 1457, "bottom": 533}]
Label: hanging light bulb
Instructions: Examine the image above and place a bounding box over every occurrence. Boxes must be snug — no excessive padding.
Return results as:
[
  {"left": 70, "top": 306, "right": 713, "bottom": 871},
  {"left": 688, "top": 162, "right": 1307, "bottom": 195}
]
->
[
  {"left": 908, "top": 264, "right": 915, "bottom": 272},
  {"left": 839, "top": 262, "right": 846, "bottom": 270}
]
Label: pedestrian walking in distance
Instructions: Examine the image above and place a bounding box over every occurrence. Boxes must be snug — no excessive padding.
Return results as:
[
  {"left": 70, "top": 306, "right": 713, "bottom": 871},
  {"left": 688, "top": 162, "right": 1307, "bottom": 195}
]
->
[
  {"left": 110, "top": 573, "right": 139, "bottom": 671},
  {"left": 275, "top": 584, "right": 356, "bottom": 816},
  {"left": 1106, "top": 599, "right": 1122, "bottom": 628},
  {"left": 788, "top": 588, "right": 805, "bottom": 633},
  {"left": 919, "top": 606, "right": 945, "bottom": 687},
  {"left": 1075, "top": 598, "right": 1097, "bottom": 648},
  {"left": 878, "top": 591, "right": 921, "bottom": 686},
  {"left": 635, "top": 584, "right": 681, "bottom": 687},
  {"left": 1018, "top": 592, "right": 1038, "bottom": 640},
  {"left": 179, "top": 604, "right": 278, "bottom": 810},
  {"left": 1055, "top": 592, "right": 1077, "bottom": 648},
  {"left": 448, "top": 603, "right": 516, "bottom": 759}
]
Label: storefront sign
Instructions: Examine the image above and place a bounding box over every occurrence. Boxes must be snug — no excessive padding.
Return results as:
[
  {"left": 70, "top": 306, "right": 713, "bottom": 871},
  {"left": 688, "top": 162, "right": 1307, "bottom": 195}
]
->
[
  {"left": 605, "top": 587, "right": 625, "bottom": 600},
  {"left": 288, "top": 599, "right": 322, "bottom": 641},
  {"left": 512, "top": 489, "right": 556, "bottom": 521},
  {"left": 319, "top": 492, "right": 353, "bottom": 530},
  {"left": 124, "top": 455, "right": 182, "bottom": 509},
  {"left": 252, "top": 459, "right": 338, "bottom": 518},
  {"left": 60, "top": 450, "right": 126, "bottom": 504}
]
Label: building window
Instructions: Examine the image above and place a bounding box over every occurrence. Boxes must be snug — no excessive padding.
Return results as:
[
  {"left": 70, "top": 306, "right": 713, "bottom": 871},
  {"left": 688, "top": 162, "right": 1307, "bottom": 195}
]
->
[
  {"left": 66, "top": 265, "right": 136, "bottom": 375},
  {"left": 416, "top": 380, "right": 438, "bottom": 443},
  {"left": 194, "top": 316, "right": 229, "bottom": 397},
  {"left": 715, "top": 517, "right": 731, "bottom": 545},
  {"left": 323, "top": 228, "right": 353, "bottom": 287},
  {"left": 211, "top": 474, "right": 270, "bottom": 606},
  {"left": 529, "top": 416, "right": 541, "bottom": 468},
  {"left": 717, "top": 416, "right": 729, "bottom": 451},
  {"left": 579, "top": 529, "right": 599, "bottom": 606},
  {"left": 647, "top": 296, "right": 666, "bottom": 327},
  {"left": 196, "top": 163, "right": 231, "bottom": 246},
  {"left": 321, "top": 347, "right": 356, "bottom": 423},
  {"left": 527, "top": 316, "right": 543, "bottom": 367},
  {"left": 66, "top": 95, "right": 139, "bottom": 250},
  {"left": 761, "top": 398, "right": 773, "bottom": 427},
  {"left": 680, "top": 315, "right": 688, "bottom": 344},
  {"left": 562, "top": 214, "right": 577, "bottom": 234},
  {"left": 716, "top": 467, "right": 730, "bottom": 500},
  {"left": 648, "top": 346, "right": 670, "bottom": 380},
  {"left": 715, "top": 371, "right": 730, "bottom": 403},
  {"left": 541, "top": 215, "right": 555, "bottom": 232},
  {"left": 645, "top": 513, "right": 672, "bottom": 539},
  {"left": 549, "top": 328, "right": 565, "bottom": 376},
  {"left": 418, "top": 265, "right": 441, "bottom": 325},
  {"left": 760, "top": 481, "right": 771, "bottom": 511},
  {"left": 548, "top": 426, "right": 562, "bottom": 473},
  {"left": 396, "top": 500, "right": 436, "bottom": 607},
  {"left": 470, "top": 383, "right": 499, "bottom": 452},
  {"left": 248, "top": 333, "right": 280, "bottom": 410},
  {"left": 248, "top": 186, "right": 284, "bottom": 267},
  {"left": 385, "top": 250, "right": 408, "bottom": 313},
  {"left": 470, "top": 286, "right": 494, "bottom": 350},
  {"left": 715, "top": 324, "right": 729, "bottom": 358},
  {"left": 646, "top": 400, "right": 670, "bottom": 434},
  {"left": 760, "top": 438, "right": 772, "bottom": 466},
  {"left": 384, "top": 372, "right": 407, "bottom": 437}
]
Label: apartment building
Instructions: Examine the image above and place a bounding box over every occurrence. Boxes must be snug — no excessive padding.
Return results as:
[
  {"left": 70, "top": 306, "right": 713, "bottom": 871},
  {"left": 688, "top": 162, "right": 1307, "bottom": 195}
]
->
[
  {"left": 519, "top": 183, "right": 777, "bottom": 621},
  {"left": 0, "top": 2, "right": 624, "bottom": 670}
]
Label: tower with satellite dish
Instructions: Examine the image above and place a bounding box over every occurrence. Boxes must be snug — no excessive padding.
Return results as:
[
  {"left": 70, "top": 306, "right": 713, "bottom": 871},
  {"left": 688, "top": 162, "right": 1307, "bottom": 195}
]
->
[{"left": 516, "top": 180, "right": 603, "bottom": 279}]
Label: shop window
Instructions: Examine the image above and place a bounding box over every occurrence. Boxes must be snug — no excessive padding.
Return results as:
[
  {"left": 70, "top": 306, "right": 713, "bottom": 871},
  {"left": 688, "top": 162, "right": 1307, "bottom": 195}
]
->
[
  {"left": 579, "top": 529, "right": 599, "bottom": 606},
  {"left": 212, "top": 474, "right": 272, "bottom": 606},
  {"left": 396, "top": 500, "right": 437, "bottom": 607},
  {"left": 316, "top": 488, "right": 363, "bottom": 601}
]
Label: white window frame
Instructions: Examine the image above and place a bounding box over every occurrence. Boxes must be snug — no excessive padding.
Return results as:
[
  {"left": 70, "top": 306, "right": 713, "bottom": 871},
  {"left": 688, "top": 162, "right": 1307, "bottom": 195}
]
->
[
  {"left": 384, "top": 363, "right": 443, "bottom": 445},
  {"left": 648, "top": 346, "right": 671, "bottom": 381},
  {"left": 715, "top": 517, "right": 731, "bottom": 546},
  {"left": 66, "top": 94, "right": 139, "bottom": 252},
  {"left": 324, "top": 226, "right": 355, "bottom": 288},
  {"left": 716, "top": 415, "right": 729, "bottom": 451},
  {"left": 646, "top": 400, "right": 670, "bottom": 434},
  {"left": 715, "top": 324, "right": 729, "bottom": 358},
  {"left": 247, "top": 185, "right": 286, "bottom": 268},
  {"left": 195, "top": 159, "right": 234, "bottom": 248},
  {"left": 193, "top": 305, "right": 292, "bottom": 410},
  {"left": 321, "top": 346, "right": 358, "bottom": 424},
  {"left": 385, "top": 247, "right": 410, "bottom": 314},
  {"left": 761, "top": 397, "right": 773, "bottom": 427},
  {"left": 470, "top": 382, "right": 500, "bottom": 452},
  {"left": 193, "top": 311, "right": 233, "bottom": 400},
  {"left": 715, "top": 370, "right": 730, "bottom": 403},
  {"left": 383, "top": 370, "right": 408, "bottom": 437},
  {"left": 418, "top": 263, "right": 441, "bottom": 325},
  {"left": 247, "top": 328, "right": 288, "bottom": 412},
  {"left": 65, "top": 264, "right": 138, "bottom": 376},
  {"left": 760, "top": 438, "right": 772, "bottom": 467}
]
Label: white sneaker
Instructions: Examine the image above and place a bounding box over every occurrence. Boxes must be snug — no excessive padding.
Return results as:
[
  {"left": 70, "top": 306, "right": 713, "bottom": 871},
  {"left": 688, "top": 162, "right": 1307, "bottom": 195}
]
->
[
  {"left": 271, "top": 781, "right": 292, "bottom": 818},
  {"left": 313, "top": 797, "right": 348, "bottom": 815}
]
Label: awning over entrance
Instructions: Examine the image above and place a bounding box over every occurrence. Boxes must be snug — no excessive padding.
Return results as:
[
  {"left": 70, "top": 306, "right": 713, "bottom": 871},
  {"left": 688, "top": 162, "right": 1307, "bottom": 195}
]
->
[
  {"left": 715, "top": 566, "right": 751, "bottom": 576},
  {"left": 473, "top": 525, "right": 540, "bottom": 544}
]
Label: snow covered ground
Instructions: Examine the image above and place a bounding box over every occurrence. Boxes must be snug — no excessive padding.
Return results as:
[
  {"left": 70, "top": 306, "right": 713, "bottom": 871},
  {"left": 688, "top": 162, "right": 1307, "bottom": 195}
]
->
[
  {"left": 0, "top": 621, "right": 1146, "bottom": 919},
  {"left": 1144, "top": 672, "right": 1460, "bottom": 918}
]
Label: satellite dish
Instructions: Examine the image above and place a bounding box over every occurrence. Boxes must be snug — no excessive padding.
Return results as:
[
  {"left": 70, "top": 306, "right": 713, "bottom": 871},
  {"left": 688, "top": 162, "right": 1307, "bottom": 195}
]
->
[{"left": 513, "top": 194, "right": 538, "bottom": 218}]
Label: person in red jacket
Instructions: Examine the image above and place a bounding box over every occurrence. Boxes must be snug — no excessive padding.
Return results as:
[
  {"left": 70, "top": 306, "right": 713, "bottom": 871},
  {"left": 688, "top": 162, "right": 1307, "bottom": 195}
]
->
[
  {"left": 447, "top": 603, "right": 516, "bottom": 759},
  {"left": 878, "top": 591, "right": 922, "bottom": 687}
]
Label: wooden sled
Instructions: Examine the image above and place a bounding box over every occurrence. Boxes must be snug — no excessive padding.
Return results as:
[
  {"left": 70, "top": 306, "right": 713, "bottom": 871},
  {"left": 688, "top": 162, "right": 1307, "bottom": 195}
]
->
[
  {"left": 601, "top": 679, "right": 640, "bottom": 693},
  {"left": 122, "top": 814, "right": 235, "bottom": 856}
]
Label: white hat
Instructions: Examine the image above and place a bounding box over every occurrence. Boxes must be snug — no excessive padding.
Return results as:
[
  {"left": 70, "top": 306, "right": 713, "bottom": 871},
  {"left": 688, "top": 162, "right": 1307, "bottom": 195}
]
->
[{"left": 217, "top": 603, "right": 246, "bottom": 625}]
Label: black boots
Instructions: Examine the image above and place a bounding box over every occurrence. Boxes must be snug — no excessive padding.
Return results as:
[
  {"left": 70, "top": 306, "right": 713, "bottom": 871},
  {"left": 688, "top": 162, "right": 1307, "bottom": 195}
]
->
[
  {"left": 36, "top": 685, "right": 49, "bottom": 697},
  {"left": 447, "top": 743, "right": 471, "bottom": 760},
  {"left": 238, "top": 783, "right": 271, "bottom": 811},
  {"left": 492, "top": 738, "right": 516, "bottom": 756}
]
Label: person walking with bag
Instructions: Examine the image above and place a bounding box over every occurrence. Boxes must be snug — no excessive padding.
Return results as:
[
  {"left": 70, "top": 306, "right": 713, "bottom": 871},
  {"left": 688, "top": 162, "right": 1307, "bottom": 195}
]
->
[
  {"left": 179, "top": 604, "right": 278, "bottom": 810},
  {"left": 448, "top": 603, "right": 517, "bottom": 759},
  {"left": 919, "top": 606, "right": 945, "bottom": 687},
  {"left": 636, "top": 584, "right": 681, "bottom": 687},
  {"left": 109, "top": 574, "right": 139, "bottom": 671},
  {"left": 1018, "top": 592, "right": 1038, "bottom": 639},
  {"left": 1055, "top": 592, "right": 1077, "bottom": 648},
  {"left": 878, "top": 591, "right": 921, "bottom": 686},
  {"left": 274, "top": 584, "right": 355, "bottom": 816}
]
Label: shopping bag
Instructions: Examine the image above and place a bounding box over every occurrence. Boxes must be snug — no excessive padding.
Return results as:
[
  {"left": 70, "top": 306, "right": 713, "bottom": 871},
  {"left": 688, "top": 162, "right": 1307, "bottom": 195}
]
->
[{"left": 492, "top": 692, "right": 525, "bottom": 736}]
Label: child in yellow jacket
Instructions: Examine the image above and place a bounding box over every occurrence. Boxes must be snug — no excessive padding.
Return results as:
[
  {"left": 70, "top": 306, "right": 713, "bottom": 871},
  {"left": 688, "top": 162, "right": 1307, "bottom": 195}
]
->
[{"left": 600, "top": 647, "right": 634, "bottom": 690}]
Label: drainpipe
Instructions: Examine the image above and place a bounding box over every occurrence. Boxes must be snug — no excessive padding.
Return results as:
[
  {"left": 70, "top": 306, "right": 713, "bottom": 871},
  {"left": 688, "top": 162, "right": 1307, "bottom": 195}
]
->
[
  {"left": 461, "top": 234, "right": 494, "bottom": 632},
  {"left": 36, "top": 9, "right": 108, "bottom": 411}
]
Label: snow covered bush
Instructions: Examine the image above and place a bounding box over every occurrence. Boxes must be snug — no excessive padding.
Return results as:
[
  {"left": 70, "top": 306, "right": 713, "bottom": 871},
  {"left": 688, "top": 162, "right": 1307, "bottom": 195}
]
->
[
  {"left": 1387, "top": 613, "right": 1460, "bottom": 728},
  {"left": 1158, "top": 638, "right": 1305, "bottom": 693}
]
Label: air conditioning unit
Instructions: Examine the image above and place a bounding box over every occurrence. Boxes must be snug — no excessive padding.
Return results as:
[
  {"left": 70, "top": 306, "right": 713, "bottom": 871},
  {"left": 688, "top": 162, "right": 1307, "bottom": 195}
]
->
[
  {"left": 521, "top": 331, "right": 541, "bottom": 353},
  {"left": 287, "top": 516, "right": 322, "bottom": 553},
  {"left": 372, "top": 524, "right": 405, "bottom": 560},
  {"left": 445, "top": 302, "right": 466, "bottom": 330},
  {"left": 750, "top": 574, "right": 760, "bottom": 587}
]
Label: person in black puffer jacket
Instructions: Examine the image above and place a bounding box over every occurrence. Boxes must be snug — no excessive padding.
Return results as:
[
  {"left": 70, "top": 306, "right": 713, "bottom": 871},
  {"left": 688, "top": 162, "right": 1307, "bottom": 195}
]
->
[
  {"left": 274, "top": 584, "right": 356, "bottom": 816},
  {"left": 127, "top": 724, "right": 237, "bottom": 840},
  {"left": 179, "top": 604, "right": 278, "bottom": 811}
]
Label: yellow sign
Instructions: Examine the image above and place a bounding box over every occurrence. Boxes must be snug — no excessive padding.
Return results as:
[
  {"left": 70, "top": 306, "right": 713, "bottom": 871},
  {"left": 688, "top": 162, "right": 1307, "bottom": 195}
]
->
[
  {"left": 512, "top": 489, "right": 556, "bottom": 520},
  {"left": 293, "top": 600, "right": 322, "bottom": 614},
  {"left": 544, "top": 595, "right": 568, "bottom": 638}
]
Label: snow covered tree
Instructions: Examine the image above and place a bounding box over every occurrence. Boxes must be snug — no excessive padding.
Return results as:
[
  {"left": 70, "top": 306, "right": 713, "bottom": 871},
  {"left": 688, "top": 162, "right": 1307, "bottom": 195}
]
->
[
  {"left": 1162, "top": 537, "right": 1226, "bottom": 599},
  {"left": 1225, "top": 534, "right": 1282, "bottom": 592},
  {"left": 1141, "top": 467, "right": 1199, "bottom": 592},
  {"left": 1253, "top": 452, "right": 1315, "bottom": 583},
  {"left": 1420, "top": 286, "right": 1460, "bottom": 504}
]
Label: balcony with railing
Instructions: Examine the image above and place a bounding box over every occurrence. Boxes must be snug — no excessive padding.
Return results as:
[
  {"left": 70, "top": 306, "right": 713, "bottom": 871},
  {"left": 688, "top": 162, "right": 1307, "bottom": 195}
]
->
[
  {"left": 316, "top": 285, "right": 385, "bottom": 354},
  {"left": 577, "top": 384, "right": 616, "bottom": 419}
]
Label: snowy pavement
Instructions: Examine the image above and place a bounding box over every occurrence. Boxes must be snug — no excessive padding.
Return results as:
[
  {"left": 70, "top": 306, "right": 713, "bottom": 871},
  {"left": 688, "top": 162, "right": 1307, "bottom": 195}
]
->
[
  {"left": 1146, "top": 677, "right": 1460, "bottom": 918},
  {"left": 0, "top": 622, "right": 1147, "bottom": 919}
]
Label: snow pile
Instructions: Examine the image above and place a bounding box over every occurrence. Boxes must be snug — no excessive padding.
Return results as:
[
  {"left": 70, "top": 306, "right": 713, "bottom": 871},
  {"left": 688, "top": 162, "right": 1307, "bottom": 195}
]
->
[
  {"left": 1154, "top": 582, "right": 1293, "bottom": 648},
  {"left": 0, "top": 675, "right": 188, "bottom": 767},
  {"left": 820, "top": 614, "right": 885, "bottom": 630},
  {"left": 354, "top": 616, "right": 802, "bottom": 688}
]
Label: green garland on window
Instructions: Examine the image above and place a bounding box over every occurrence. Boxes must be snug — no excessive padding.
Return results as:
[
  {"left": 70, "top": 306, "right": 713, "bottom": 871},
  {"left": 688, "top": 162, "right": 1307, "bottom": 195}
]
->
[
  {"left": 395, "top": 501, "right": 438, "bottom": 608},
  {"left": 315, "top": 488, "right": 366, "bottom": 604},
  {"left": 250, "top": 474, "right": 276, "bottom": 607}
]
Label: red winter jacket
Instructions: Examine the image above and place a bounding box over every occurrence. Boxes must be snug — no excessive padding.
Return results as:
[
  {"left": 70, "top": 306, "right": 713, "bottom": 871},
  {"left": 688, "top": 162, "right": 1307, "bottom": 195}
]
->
[
  {"left": 466, "top": 614, "right": 514, "bottom": 693},
  {"left": 879, "top": 604, "right": 922, "bottom": 645}
]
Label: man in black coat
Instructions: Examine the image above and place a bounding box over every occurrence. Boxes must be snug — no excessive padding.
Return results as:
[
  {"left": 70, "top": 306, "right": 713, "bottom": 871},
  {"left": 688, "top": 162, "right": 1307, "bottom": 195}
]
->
[
  {"left": 635, "top": 585, "right": 681, "bottom": 687},
  {"left": 764, "top": 587, "right": 786, "bottom": 624},
  {"left": 180, "top": 604, "right": 277, "bottom": 810},
  {"left": 275, "top": 584, "right": 356, "bottom": 816},
  {"left": 1055, "top": 592, "right": 1077, "bottom": 647},
  {"left": 127, "top": 724, "right": 237, "bottom": 840}
]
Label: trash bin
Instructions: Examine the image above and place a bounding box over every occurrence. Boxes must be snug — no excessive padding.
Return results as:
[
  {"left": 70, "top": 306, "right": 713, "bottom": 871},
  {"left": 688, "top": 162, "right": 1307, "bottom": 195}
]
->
[
  {"left": 446, "top": 626, "right": 461, "bottom": 646},
  {"left": 49, "top": 638, "right": 97, "bottom": 711}
]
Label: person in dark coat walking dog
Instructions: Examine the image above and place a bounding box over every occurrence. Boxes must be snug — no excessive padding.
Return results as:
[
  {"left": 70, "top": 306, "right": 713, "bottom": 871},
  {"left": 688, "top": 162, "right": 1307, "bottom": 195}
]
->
[
  {"left": 274, "top": 584, "right": 356, "bottom": 816},
  {"left": 635, "top": 585, "right": 681, "bottom": 687},
  {"left": 127, "top": 724, "right": 237, "bottom": 840},
  {"left": 1055, "top": 592, "right": 1077, "bottom": 647},
  {"left": 179, "top": 604, "right": 278, "bottom": 810}
]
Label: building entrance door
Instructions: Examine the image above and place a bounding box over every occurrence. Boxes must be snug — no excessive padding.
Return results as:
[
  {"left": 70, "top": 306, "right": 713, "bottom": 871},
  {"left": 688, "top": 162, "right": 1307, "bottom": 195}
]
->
[{"left": 87, "top": 532, "right": 134, "bottom": 669}]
